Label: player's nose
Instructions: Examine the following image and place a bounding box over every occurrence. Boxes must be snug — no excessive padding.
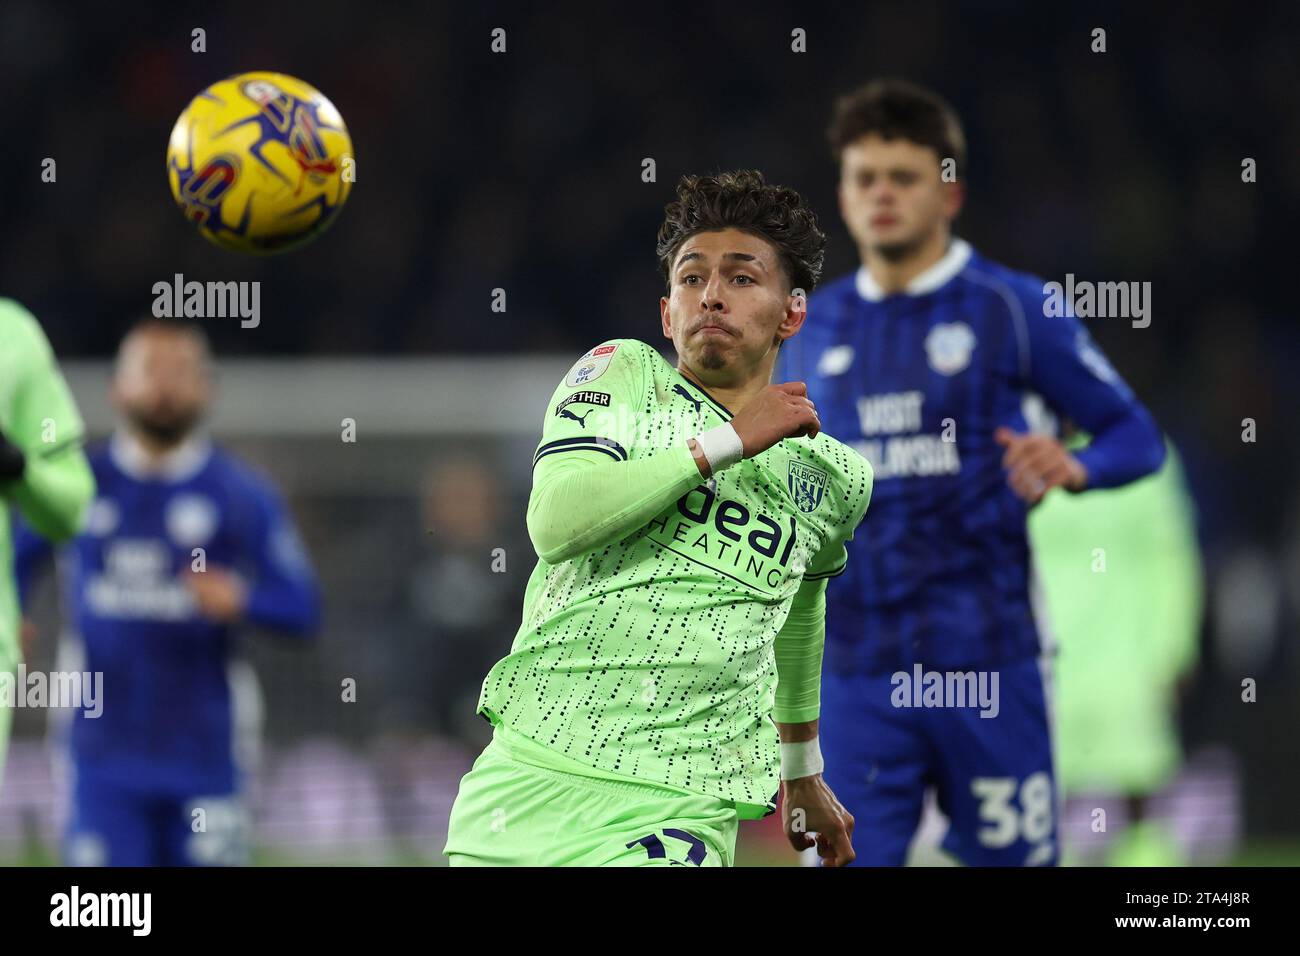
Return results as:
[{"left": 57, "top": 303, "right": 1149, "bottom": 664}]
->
[{"left": 700, "top": 272, "right": 728, "bottom": 310}]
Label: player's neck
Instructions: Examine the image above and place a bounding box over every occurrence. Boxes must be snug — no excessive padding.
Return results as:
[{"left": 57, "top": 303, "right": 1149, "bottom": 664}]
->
[
  {"left": 123, "top": 426, "right": 189, "bottom": 463},
  {"left": 861, "top": 227, "right": 950, "bottom": 295},
  {"left": 676, "top": 362, "right": 769, "bottom": 416}
]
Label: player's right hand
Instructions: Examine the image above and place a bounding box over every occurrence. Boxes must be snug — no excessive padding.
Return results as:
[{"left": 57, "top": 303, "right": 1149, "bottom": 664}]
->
[
  {"left": 181, "top": 566, "right": 249, "bottom": 623},
  {"left": 729, "top": 382, "right": 820, "bottom": 458}
]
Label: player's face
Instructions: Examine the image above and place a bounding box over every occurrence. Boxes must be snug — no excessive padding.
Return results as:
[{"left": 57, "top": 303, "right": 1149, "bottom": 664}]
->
[
  {"left": 838, "top": 134, "right": 961, "bottom": 260},
  {"left": 659, "top": 228, "right": 804, "bottom": 381},
  {"left": 112, "top": 329, "right": 212, "bottom": 446}
]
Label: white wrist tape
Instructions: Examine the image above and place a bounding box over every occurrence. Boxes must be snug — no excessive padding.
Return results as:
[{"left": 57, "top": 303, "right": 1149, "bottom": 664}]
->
[
  {"left": 780, "top": 737, "right": 824, "bottom": 780},
  {"left": 693, "top": 423, "right": 744, "bottom": 473}
]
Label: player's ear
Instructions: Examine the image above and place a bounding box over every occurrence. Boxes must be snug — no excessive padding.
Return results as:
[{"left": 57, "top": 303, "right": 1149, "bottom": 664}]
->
[
  {"left": 659, "top": 295, "right": 673, "bottom": 342},
  {"left": 942, "top": 178, "right": 965, "bottom": 221},
  {"left": 778, "top": 288, "right": 808, "bottom": 342}
]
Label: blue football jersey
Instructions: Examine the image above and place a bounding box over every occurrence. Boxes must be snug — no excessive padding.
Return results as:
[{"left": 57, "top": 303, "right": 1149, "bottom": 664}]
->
[
  {"left": 781, "top": 240, "right": 1164, "bottom": 673},
  {"left": 15, "top": 434, "right": 320, "bottom": 793}
]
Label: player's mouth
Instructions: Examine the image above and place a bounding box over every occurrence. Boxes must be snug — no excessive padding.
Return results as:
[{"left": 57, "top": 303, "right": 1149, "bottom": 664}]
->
[
  {"left": 695, "top": 322, "right": 734, "bottom": 337},
  {"left": 870, "top": 214, "right": 899, "bottom": 228}
]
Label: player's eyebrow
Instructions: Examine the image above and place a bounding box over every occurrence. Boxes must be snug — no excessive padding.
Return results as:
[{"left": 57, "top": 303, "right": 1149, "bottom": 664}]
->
[
  {"left": 675, "top": 251, "right": 768, "bottom": 272},
  {"left": 852, "top": 164, "right": 921, "bottom": 176}
]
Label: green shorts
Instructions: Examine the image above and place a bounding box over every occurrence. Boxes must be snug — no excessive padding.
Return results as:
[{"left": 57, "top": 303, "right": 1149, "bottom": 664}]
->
[
  {"left": 1053, "top": 662, "right": 1182, "bottom": 795},
  {"left": 444, "top": 725, "right": 739, "bottom": 867}
]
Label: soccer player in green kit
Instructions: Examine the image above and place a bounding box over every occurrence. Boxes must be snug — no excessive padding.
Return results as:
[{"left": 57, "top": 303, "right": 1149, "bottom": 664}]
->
[
  {"left": 1029, "top": 433, "right": 1203, "bottom": 865},
  {"left": 444, "top": 171, "right": 874, "bottom": 866},
  {"left": 0, "top": 299, "right": 96, "bottom": 788}
]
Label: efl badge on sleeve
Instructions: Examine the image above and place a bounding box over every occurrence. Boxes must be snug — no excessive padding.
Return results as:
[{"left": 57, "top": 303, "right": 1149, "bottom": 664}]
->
[{"left": 566, "top": 343, "right": 619, "bottom": 386}]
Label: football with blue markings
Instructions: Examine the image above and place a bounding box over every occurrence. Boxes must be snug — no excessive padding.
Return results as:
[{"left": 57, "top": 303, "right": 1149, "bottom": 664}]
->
[{"left": 166, "top": 71, "right": 353, "bottom": 254}]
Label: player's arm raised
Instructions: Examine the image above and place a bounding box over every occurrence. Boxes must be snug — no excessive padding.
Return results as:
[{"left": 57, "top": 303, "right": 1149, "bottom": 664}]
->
[
  {"left": 997, "top": 290, "right": 1165, "bottom": 505},
  {"left": 527, "top": 344, "right": 817, "bottom": 564},
  {"left": 182, "top": 477, "right": 321, "bottom": 635}
]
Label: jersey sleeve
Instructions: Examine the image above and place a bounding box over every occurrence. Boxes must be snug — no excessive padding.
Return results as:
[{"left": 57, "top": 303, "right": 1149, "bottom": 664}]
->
[
  {"left": 236, "top": 472, "right": 321, "bottom": 637},
  {"left": 773, "top": 575, "right": 828, "bottom": 724},
  {"left": 527, "top": 340, "right": 702, "bottom": 564},
  {"left": 0, "top": 300, "right": 95, "bottom": 542},
  {"left": 804, "top": 450, "right": 873, "bottom": 580},
  {"left": 1017, "top": 285, "right": 1165, "bottom": 488},
  {"left": 532, "top": 340, "right": 644, "bottom": 471}
]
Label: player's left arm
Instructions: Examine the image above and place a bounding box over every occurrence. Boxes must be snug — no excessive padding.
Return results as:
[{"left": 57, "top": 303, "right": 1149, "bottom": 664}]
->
[
  {"left": 772, "top": 461, "right": 871, "bottom": 867},
  {"left": 998, "top": 291, "right": 1165, "bottom": 504},
  {"left": 0, "top": 302, "right": 95, "bottom": 541},
  {"left": 241, "top": 482, "right": 320, "bottom": 635},
  {"left": 185, "top": 479, "right": 321, "bottom": 635},
  {"left": 774, "top": 576, "right": 854, "bottom": 867}
]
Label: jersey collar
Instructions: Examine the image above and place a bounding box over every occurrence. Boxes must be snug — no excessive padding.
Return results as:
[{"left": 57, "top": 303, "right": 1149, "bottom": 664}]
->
[
  {"left": 854, "top": 238, "right": 973, "bottom": 302},
  {"left": 110, "top": 430, "right": 213, "bottom": 482},
  {"left": 670, "top": 366, "right": 734, "bottom": 420}
]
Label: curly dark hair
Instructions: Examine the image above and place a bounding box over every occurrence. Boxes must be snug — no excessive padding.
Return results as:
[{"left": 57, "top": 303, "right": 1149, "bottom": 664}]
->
[
  {"left": 656, "top": 169, "right": 826, "bottom": 296},
  {"left": 827, "top": 79, "right": 966, "bottom": 177}
]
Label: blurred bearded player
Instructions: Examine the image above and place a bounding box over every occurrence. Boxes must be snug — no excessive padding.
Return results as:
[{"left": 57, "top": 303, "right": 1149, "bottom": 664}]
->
[
  {"left": 15, "top": 317, "right": 321, "bottom": 866},
  {"left": 780, "top": 80, "right": 1165, "bottom": 866}
]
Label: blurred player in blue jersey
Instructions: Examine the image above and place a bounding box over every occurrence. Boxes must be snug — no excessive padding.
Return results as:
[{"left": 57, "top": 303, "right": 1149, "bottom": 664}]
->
[
  {"left": 16, "top": 318, "right": 321, "bottom": 866},
  {"left": 780, "top": 80, "right": 1166, "bottom": 865}
]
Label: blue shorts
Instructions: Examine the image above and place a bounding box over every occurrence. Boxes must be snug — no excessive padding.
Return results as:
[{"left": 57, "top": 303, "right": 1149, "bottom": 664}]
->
[
  {"left": 820, "top": 656, "right": 1058, "bottom": 866},
  {"left": 64, "top": 768, "right": 250, "bottom": 867}
]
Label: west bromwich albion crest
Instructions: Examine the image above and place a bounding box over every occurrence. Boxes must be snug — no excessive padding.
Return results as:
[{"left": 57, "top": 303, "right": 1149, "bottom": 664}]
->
[
  {"left": 924, "top": 322, "right": 976, "bottom": 376},
  {"left": 787, "top": 461, "right": 828, "bottom": 513}
]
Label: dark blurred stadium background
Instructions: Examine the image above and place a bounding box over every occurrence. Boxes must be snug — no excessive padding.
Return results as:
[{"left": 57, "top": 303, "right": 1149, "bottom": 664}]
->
[{"left": 1, "top": 1, "right": 1297, "bottom": 864}]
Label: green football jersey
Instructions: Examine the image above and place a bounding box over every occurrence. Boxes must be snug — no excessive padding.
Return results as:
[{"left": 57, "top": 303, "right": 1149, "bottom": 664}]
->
[
  {"left": 1028, "top": 440, "right": 1202, "bottom": 793},
  {"left": 478, "top": 338, "right": 873, "bottom": 813},
  {"left": 0, "top": 299, "right": 95, "bottom": 677}
]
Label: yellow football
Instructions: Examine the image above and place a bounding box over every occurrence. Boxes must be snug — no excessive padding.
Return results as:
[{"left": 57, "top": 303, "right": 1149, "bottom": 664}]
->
[{"left": 166, "top": 72, "right": 353, "bottom": 254}]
